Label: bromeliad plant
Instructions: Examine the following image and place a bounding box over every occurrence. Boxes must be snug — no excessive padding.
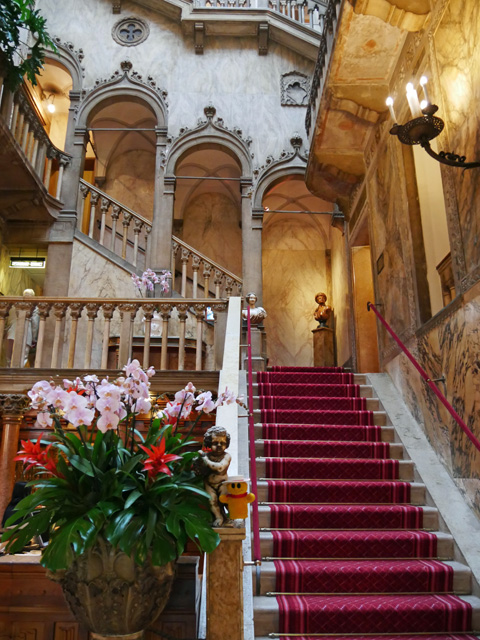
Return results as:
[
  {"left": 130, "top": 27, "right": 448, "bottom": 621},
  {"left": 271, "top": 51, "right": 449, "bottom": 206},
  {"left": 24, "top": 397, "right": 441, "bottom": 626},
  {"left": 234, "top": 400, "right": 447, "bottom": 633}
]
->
[{"left": 2, "top": 360, "right": 238, "bottom": 571}]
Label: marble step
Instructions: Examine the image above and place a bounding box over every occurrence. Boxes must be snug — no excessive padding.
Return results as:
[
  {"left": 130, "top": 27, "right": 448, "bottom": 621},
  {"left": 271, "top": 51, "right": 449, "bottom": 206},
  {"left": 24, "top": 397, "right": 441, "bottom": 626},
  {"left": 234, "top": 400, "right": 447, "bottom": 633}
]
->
[
  {"left": 254, "top": 424, "right": 396, "bottom": 442},
  {"left": 255, "top": 440, "right": 404, "bottom": 459},
  {"left": 255, "top": 480, "right": 425, "bottom": 504},
  {"left": 253, "top": 409, "right": 388, "bottom": 426},
  {"left": 257, "top": 530, "right": 455, "bottom": 560},
  {"left": 255, "top": 458, "right": 415, "bottom": 481},
  {"left": 252, "top": 382, "right": 374, "bottom": 398},
  {"left": 253, "top": 396, "right": 380, "bottom": 411},
  {"left": 253, "top": 594, "right": 480, "bottom": 638},
  {"left": 254, "top": 560, "right": 472, "bottom": 596},
  {"left": 257, "top": 504, "right": 439, "bottom": 531}
]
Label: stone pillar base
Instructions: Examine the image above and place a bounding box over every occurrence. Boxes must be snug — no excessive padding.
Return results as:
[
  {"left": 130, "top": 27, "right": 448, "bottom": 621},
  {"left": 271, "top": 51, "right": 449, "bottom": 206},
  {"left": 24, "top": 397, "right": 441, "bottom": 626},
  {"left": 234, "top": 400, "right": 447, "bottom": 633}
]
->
[
  {"left": 312, "top": 326, "right": 335, "bottom": 367},
  {"left": 207, "top": 527, "right": 246, "bottom": 640},
  {"left": 242, "top": 325, "right": 266, "bottom": 371}
]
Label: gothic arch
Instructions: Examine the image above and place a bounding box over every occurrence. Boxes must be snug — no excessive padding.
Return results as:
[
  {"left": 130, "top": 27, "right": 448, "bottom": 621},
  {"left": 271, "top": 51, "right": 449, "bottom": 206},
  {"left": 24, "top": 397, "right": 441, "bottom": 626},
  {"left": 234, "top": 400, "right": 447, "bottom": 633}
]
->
[
  {"left": 252, "top": 132, "right": 308, "bottom": 210},
  {"left": 165, "top": 105, "right": 253, "bottom": 178},
  {"left": 46, "top": 37, "right": 85, "bottom": 92},
  {"left": 75, "top": 61, "right": 168, "bottom": 129}
]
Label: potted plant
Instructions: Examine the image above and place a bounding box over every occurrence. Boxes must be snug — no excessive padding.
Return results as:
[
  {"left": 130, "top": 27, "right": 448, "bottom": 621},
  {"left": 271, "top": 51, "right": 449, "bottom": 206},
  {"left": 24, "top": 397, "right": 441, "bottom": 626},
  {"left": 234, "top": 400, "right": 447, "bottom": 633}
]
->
[{"left": 2, "top": 359, "right": 238, "bottom": 635}]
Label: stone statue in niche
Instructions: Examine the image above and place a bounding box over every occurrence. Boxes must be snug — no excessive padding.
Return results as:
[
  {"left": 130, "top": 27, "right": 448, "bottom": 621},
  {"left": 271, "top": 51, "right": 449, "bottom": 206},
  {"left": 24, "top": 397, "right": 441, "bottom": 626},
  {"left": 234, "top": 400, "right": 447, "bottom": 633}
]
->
[
  {"left": 193, "top": 425, "right": 232, "bottom": 527},
  {"left": 242, "top": 292, "right": 267, "bottom": 325},
  {"left": 314, "top": 292, "right": 332, "bottom": 327},
  {"left": 281, "top": 71, "right": 310, "bottom": 106}
]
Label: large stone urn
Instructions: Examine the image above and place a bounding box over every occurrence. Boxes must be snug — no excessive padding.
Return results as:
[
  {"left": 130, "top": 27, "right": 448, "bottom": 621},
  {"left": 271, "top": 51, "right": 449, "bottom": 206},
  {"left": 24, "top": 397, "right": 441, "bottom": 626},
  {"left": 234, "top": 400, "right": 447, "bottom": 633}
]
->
[{"left": 49, "top": 537, "right": 175, "bottom": 638}]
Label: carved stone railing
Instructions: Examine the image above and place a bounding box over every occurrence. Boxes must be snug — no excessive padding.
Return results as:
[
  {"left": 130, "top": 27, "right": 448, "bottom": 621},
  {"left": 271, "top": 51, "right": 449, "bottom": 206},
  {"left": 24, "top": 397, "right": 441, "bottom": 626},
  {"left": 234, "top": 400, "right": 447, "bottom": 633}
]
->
[
  {"left": 78, "top": 179, "right": 152, "bottom": 269},
  {"left": 193, "top": 0, "right": 328, "bottom": 31},
  {"left": 172, "top": 238, "right": 243, "bottom": 299},
  {"left": 0, "top": 297, "right": 229, "bottom": 372},
  {"left": 3, "top": 85, "right": 72, "bottom": 199},
  {"left": 77, "top": 181, "right": 243, "bottom": 298},
  {"left": 305, "top": 0, "right": 342, "bottom": 136}
]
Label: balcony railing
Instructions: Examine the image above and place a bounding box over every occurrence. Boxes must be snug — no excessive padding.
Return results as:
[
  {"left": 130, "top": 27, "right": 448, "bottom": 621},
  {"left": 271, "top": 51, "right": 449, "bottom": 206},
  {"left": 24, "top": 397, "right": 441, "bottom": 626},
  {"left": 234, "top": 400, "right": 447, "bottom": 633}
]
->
[
  {"left": 0, "top": 297, "right": 231, "bottom": 372},
  {"left": 305, "top": 0, "right": 342, "bottom": 135},
  {"left": 1, "top": 85, "right": 71, "bottom": 199},
  {"left": 193, "top": 0, "right": 328, "bottom": 31},
  {"left": 78, "top": 180, "right": 243, "bottom": 299}
]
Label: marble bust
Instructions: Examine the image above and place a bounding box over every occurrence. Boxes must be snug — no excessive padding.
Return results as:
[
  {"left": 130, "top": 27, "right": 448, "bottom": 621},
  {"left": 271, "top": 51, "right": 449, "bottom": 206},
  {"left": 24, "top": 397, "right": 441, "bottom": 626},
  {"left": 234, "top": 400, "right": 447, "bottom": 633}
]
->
[
  {"left": 242, "top": 292, "right": 267, "bottom": 325},
  {"left": 314, "top": 292, "right": 332, "bottom": 327}
]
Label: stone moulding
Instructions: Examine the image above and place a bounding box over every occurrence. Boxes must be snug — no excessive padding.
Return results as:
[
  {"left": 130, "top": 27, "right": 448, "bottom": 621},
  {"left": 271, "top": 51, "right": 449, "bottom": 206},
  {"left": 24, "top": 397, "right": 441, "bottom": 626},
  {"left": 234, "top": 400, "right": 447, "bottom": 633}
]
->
[{"left": 112, "top": 16, "right": 150, "bottom": 47}]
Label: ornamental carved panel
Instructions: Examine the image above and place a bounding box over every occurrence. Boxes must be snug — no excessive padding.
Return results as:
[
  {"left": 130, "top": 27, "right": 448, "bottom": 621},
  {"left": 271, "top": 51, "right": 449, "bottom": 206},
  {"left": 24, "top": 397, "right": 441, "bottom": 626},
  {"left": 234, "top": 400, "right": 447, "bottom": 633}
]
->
[{"left": 281, "top": 71, "right": 310, "bottom": 107}]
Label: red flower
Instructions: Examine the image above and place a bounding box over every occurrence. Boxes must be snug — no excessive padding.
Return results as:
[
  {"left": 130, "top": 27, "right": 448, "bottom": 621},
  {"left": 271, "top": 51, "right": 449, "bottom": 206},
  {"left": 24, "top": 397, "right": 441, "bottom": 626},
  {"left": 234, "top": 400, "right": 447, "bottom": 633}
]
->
[
  {"left": 15, "top": 436, "right": 64, "bottom": 478},
  {"left": 139, "top": 440, "right": 181, "bottom": 479}
]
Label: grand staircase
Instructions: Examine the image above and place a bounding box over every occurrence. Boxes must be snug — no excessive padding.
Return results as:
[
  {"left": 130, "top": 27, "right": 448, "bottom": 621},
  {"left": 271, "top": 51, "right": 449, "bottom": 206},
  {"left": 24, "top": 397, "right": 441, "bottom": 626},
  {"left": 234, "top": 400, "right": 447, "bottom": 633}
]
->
[{"left": 251, "top": 366, "right": 480, "bottom": 639}]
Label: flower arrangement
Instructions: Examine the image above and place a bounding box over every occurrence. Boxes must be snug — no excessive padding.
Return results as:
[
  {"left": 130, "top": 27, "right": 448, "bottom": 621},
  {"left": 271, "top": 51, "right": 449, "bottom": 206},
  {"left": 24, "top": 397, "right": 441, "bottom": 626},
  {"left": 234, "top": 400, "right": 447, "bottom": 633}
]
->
[
  {"left": 131, "top": 268, "right": 171, "bottom": 296},
  {"left": 2, "top": 360, "right": 238, "bottom": 571}
]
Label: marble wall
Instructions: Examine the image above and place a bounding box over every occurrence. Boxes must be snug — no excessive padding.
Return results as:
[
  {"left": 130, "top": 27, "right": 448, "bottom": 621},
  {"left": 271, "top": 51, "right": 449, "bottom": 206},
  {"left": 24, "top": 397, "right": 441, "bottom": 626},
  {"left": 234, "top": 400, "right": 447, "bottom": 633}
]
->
[
  {"left": 103, "top": 149, "right": 155, "bottom": 221},
  {"left": 182, "top": 192, "right": 242, "bottom": 277},
  {"left": 262, "top": 212, "right": 331, "bottom": 367},
  {"left": 36, "top": 0, "right": 314, "bottom": 166},
  {"left": 359, "top": 0, "right": 480, "bottom": 516}
]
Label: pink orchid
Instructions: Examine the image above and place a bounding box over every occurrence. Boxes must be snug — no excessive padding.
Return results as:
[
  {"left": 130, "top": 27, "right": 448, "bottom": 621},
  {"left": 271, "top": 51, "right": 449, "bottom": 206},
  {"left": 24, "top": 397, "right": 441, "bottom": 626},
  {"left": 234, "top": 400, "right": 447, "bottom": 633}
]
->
[
  {"left": 195, "top": 391, "right": 216, "bottom": 413},
  {"left": 97, "top": 411, "right": 120, "bottom": 433}
]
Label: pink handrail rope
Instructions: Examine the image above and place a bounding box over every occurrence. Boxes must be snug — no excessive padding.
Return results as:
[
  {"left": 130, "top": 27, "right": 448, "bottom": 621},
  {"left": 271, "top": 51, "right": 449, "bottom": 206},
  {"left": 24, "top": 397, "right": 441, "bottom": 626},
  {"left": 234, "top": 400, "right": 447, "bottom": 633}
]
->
[
  {"left": 368, "top": 301, "right": 480, "bottom": 453},
  {"left": 247, "top": 306, "right": 262, "bottom": 567}
]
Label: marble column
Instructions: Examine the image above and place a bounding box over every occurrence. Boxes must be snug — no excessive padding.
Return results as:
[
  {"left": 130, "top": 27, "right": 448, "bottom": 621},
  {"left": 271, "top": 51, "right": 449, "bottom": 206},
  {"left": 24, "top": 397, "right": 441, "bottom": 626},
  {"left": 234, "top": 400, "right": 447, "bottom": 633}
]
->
[
  {"left": 148, "top": 128, "right": 174, "bottom": 283},
  {"left": 0, "top": 394, "right": 30, "bottom": 526},
  {"left": 242, "top": 183, "right": 263, "bottom": 302},
  {"left": 59, "top": 93, "right": 86, "bottom": 215},
  {"left": 206, "top": 527, "right": 246, "bottom": 640}
]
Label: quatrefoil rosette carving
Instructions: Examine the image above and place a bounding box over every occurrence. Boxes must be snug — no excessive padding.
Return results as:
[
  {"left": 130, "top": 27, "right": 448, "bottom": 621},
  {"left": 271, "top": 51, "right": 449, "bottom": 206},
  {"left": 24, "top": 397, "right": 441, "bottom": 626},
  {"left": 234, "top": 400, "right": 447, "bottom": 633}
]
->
[{"left": 112, "top": 17, "right": 150, "bottom": 47}]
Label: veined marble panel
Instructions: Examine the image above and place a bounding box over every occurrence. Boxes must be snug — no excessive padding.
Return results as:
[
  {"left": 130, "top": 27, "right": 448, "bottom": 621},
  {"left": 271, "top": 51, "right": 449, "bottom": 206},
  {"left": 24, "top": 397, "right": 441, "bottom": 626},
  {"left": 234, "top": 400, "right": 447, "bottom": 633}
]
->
[
  {"left": 434, "top": 0, "right": 480, "bottom": 274},
  {"left": 262, "top": 213, "right": 331, "bottom": 367},
  {"left": 182, "top": 192, "right": 242, "bottom": 277},
  {"left": 331, "top": 226, "right": 351, "bottom": 367},
  {"left": 386, "top": 285, "right": 480, "bottom": 518}
]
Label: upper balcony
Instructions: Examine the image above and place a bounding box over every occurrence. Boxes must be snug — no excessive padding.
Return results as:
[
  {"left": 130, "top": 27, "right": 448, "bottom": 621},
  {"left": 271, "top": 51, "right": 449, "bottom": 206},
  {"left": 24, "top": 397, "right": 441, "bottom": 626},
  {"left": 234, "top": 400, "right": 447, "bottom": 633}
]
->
[
  {"left": 304, "top": 0, "right": 434, "bottom": 213},
  {"left": 134, "top": 0, "right": 328, "bottom": 58}
]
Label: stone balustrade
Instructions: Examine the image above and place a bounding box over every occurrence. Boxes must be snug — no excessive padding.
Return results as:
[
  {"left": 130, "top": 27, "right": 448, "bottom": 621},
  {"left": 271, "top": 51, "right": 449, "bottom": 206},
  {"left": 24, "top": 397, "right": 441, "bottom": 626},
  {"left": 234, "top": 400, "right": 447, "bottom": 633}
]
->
[
  {"left": 193, "top": 0, "right": 327, "bottom": 31},
  {"left": 5, "top": 86, "right": 71, "bottom": 199},
  {"left": 77, "top": 180, "right": 243, "bottom": 298},
  {"left": 172, "top": 238, "right": 243, "bottom": 299},
  {"left": 79, "top": 179, "right": 152, "bottom": 269},
  {"left": 0, "top": 297, "right": 229, "bottom": 372}
]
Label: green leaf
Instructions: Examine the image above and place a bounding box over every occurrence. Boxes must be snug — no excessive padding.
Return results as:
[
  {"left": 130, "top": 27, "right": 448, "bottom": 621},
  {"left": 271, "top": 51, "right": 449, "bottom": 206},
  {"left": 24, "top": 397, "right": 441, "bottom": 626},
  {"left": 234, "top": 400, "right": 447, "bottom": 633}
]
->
[
  {"left": 145, "top": 507, "right": 157, "bottom": 547},
  {"left": 69, "top": 455, "right": 96, "bottom": 477},
  {"left": 124, "top": 489, "right": 142, "bottom": 509}
]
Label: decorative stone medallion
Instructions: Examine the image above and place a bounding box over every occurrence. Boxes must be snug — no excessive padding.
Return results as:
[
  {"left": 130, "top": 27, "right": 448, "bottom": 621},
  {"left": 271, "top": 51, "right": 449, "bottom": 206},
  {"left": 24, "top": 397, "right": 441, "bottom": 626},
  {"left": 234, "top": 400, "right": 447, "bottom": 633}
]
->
[
  {"left": 112, "top": 17, "right": 150, "bottom": 47},
  {"left": 281, "top": 71, "right": 311, "bottom": 106}
]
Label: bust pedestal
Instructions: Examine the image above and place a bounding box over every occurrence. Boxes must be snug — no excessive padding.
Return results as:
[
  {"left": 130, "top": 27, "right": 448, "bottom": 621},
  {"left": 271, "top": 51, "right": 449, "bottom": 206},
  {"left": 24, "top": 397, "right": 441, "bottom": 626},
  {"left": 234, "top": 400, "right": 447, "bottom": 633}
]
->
[
  {"left": 242, "top": 324, "right": 267, "bottom": 371},
  {"left": 312, "top": 326, "right": 335, "bottom": 367}
]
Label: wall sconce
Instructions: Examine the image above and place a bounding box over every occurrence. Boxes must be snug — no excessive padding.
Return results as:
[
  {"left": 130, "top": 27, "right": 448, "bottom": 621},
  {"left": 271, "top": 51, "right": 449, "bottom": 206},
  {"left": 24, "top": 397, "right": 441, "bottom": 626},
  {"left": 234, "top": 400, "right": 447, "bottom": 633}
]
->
[{"left": 386, "top": 77, "right": 480, "bottom": 169}]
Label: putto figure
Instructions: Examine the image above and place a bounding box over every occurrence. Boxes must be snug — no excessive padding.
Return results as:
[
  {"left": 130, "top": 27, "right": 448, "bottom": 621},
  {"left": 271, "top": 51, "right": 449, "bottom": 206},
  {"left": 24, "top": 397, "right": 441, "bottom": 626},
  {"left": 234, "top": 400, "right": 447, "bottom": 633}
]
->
[
  {"left": 242, "top": 292, "right": 267, "bottom": 325},
  {"left": 314, "top": 292, "right": 333, "bottom": 327},
  {"left": 193, "top": 426, "right": 232, "bottom": 527}
]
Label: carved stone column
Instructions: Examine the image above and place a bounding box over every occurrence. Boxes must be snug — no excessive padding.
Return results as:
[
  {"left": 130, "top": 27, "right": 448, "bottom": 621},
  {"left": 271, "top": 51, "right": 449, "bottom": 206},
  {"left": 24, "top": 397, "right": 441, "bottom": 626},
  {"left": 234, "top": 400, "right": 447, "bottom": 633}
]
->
[
  {"left": 149, "top": 128, "right": 174, "bottom": 276},
  {"left": 242, "top": 181, "right": 263, "bottom": 302},
  {"left": 0, "top": 394, "right": 30, "bottom": 525},
  {"left": 206, "top": 527, "right": 246, "bottom": 640}
]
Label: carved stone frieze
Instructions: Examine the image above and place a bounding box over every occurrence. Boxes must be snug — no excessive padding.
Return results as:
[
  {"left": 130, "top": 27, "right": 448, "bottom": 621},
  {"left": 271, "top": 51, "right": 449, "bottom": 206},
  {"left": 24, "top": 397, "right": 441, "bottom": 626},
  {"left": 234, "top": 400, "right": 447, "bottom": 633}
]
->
[
  {"left": 78, "top": 61, "right": 168, "bottom": 114},
  {"left": 253, "top": 132, "right": 308, "bottom": 182},
  {"left": 171, "top": 104, "right": 254, "bottom": 160},
  {"left": 0, "top": 394, "right": 30, "bottom": 417},
  {"left": 281, "top": 71, "right": 311, "bottom": 107},
  {"left": 52, "top": 37, "right": 85, "bottom": 78}
]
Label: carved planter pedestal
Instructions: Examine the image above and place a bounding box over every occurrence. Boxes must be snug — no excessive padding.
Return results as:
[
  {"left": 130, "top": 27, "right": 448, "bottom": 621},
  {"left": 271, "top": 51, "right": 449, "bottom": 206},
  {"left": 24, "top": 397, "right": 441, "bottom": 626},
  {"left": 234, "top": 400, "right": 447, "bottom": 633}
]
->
[{"left": 49, "top": 538, "right": 175, "bottom": 639}]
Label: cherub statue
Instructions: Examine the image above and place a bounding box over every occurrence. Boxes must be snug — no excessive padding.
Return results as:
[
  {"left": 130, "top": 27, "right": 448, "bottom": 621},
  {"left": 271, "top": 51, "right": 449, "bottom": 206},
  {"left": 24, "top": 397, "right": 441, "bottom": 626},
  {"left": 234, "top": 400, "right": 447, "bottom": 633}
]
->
[
  {"left": 314, "top": 292, "right": 332, "bottom": 327},
  {"left": 193, "top": 426, "right": 232, "bottom": 527},
  {"left": 242, "top": 292, "right": 267, "bottom": 325}
]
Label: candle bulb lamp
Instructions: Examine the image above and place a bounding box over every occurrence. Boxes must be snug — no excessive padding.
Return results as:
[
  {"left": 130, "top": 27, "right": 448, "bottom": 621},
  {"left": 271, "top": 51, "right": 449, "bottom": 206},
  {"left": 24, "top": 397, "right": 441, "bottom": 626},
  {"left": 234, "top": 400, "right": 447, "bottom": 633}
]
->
[{"left": 386, "top": 79, "right": 480, "bottom": 169}]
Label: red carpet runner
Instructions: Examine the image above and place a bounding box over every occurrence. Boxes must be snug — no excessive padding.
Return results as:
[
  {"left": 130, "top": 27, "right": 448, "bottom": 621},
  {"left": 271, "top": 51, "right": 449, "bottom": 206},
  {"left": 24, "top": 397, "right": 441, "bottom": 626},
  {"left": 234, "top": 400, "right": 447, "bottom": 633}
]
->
[{"left": 257, "top": 367, "right": 475, "bottom": 638}]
